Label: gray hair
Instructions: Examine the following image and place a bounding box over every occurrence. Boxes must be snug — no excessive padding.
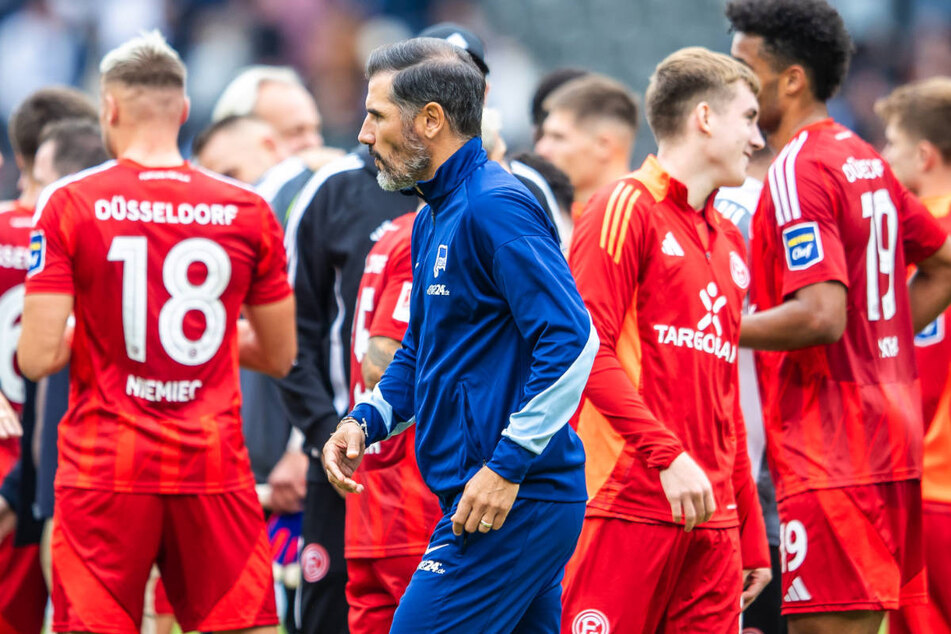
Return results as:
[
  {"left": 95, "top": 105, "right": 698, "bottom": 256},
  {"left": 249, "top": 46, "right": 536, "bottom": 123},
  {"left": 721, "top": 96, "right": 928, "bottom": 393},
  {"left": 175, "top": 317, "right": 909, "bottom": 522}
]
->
[
  {"left": 212, "top": 65, "right": 304, "bottom": 122},
  {"left": 366, "top": 37, "right": 484, "bottom": 138}
]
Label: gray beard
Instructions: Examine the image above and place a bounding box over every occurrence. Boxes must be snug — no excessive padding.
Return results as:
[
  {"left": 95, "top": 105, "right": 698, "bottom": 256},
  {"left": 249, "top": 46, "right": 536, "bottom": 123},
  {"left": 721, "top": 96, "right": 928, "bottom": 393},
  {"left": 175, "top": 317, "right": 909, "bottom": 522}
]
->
[{"left": 374, "top": 129, "right": 431, "bottom": 191}]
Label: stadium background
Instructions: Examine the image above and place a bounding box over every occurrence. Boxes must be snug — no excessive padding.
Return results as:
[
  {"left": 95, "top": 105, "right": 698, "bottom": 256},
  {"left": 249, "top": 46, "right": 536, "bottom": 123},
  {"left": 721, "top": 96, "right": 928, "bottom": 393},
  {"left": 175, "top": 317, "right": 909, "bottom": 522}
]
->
[{"left": 0, "top": 0, "right": 949, "bottom": 200}]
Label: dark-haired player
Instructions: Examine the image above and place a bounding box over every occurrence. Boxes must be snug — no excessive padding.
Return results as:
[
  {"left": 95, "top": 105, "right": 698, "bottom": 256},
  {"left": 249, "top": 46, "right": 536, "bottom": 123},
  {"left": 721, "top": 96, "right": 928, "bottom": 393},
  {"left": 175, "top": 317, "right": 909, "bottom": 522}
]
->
[{"left": 728, "top": 1, "right": 951, "bottom": 632}]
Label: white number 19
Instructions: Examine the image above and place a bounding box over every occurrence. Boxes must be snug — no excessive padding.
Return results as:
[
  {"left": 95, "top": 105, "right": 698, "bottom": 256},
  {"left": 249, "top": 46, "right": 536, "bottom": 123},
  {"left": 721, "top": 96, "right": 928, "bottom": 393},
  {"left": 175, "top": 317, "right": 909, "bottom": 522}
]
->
[
  {"left": 107, "top": 236, "right": 230, "bottom": 365},
  {"left": 862, "top": 188, "right": 898, "bottom": 322}
]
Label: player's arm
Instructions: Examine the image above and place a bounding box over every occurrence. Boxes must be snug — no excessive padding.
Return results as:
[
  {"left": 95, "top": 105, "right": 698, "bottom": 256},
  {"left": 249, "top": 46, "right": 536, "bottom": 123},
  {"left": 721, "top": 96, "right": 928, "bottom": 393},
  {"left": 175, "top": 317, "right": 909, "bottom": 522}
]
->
[
  {"left": 239, "top": 296, "right": 297, "bottom": 378},
  {"left": 17, "top": 294, "right": 73, "bottom": 381},
  {"left": 899, "top": 186, "right": 951, "bottom": 332},
  {"left": 741, "top": 157, "right": 850, "bottom": 351},
  {"left": 0, "top": 392, "right": 21, "bottom": 439},
  {"left": 739, "top": 281, "right": 847, "bottom": 350},
  {"left": 908, "top": 238, "right": 951, "bottom": 332},
  {"left": 324, "top": 324, "right": 418, "bottom": 493},
  {"left": 362, "top": 336, "right": 401, "bottom": 390}
]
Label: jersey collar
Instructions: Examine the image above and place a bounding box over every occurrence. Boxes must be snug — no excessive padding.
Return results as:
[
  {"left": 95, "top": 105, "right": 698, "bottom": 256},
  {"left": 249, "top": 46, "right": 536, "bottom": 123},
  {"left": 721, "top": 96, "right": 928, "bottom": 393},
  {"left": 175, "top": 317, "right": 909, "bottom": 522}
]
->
[
  {"left": 633, "top": 155, "right": 719, "bottom": 222},
  {"left": 412, "top": 137, "right": 487, "bottom": 211}
]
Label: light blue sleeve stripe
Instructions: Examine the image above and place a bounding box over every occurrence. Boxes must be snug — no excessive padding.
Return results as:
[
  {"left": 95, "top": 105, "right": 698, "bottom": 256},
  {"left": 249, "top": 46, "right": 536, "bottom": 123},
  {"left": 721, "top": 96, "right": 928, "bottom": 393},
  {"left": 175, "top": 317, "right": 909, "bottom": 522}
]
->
[
  {"left": 356, "top": 384, "right": 415, "bottom": 439},
  {"left": 501, "top": 317, "right": 599, "bottom": 454}
]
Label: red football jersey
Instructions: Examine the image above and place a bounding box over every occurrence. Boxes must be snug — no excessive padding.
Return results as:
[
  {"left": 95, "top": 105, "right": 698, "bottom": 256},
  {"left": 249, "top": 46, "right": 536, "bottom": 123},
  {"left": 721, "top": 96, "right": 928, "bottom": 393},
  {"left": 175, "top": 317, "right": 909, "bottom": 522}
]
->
[
  {"left": 346, "top": 211, "right": 441, "bottom": 559},
  {"left": 25, "top": 159, "right": 291, "bottom": 494},
  {"left": 0, "top": 199, "right": 32, "bottom": 475},
  {"left": 571, "top": 156, "right": 763, "bottom": 534},
  {"left": 750, "top": 119, "right": 947, "bottom": 501}
]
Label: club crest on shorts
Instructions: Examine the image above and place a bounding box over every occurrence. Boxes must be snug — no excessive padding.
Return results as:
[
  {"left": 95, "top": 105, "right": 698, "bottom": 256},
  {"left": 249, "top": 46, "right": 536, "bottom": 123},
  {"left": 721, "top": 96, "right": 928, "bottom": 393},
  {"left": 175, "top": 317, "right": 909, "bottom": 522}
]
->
[
  {"left": 434, "top": 244, "right": 448, "bottom": 278},
  {"left": 729, "top": 251, "right": 750, "bottom": 289},
  {"left": 27, "top": 230, "right": 45, "bottom": 277},
  {"left": 572, "top": 609, "right": 610, "bottom": 634},
  {"left": 782, "top": 222, "right": 823, "bottom": 271},
  {"left": 300, "top": 543, "right": 330, "bottom": 583}
]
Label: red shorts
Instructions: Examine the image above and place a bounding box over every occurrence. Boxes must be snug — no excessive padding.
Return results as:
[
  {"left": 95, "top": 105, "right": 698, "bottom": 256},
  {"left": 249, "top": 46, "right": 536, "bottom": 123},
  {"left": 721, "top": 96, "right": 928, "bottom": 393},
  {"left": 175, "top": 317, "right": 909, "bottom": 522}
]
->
[
  {"left": 346, "top": 554, "right": 420, "bottom": 634},
  {"left": 776, "top": 480, "right": 924, "bottom": 615},
  {"left": 52, "top": 486, "right": 278, "bottom": 634},
  {"left": 891, "top": 501, "right": 951, "bottom": 634},
  {"left": 0, "top": 535, "right": 47, "bottom": 634},
  {"left": 561, "top": 517, "right": 742, "bottom": 634}
]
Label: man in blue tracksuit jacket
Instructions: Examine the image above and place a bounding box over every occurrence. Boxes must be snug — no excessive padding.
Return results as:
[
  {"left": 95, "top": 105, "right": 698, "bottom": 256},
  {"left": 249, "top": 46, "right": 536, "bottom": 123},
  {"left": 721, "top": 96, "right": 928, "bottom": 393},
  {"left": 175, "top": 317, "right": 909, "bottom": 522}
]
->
[{"left": 323, "top": 38, "right": 598, "bottom": 633}]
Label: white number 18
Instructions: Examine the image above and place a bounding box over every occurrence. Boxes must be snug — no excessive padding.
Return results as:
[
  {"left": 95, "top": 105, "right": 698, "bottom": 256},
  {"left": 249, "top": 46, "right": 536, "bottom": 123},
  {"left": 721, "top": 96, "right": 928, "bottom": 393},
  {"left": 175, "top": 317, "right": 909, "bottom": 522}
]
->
[{"left": 107, "top": 236, "right": 230, "bottom": 365}]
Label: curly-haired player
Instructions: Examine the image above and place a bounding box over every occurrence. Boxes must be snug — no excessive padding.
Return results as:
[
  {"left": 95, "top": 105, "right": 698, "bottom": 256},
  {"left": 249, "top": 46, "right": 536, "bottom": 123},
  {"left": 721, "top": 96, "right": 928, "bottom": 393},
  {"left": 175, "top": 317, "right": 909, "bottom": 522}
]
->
[{"left": 728, "top": 1, "right": 951, "bottom": 633}]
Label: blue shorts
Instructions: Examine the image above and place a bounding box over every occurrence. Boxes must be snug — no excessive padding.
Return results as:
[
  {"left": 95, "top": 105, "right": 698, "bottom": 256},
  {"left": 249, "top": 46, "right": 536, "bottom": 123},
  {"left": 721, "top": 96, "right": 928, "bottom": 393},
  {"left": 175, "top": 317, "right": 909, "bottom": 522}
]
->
[{"left": 390, "top": 497, "right": 585, "bottom": 634}]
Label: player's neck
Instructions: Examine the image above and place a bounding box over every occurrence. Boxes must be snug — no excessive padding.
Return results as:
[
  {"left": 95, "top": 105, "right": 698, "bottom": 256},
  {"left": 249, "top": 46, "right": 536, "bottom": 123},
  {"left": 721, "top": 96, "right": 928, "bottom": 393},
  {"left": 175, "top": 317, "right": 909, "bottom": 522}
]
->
[
  {"left": 916, "top": 171, "right": 951, "bottom": 201},
  {"left": 17, "top": 180, "right": 39, "bottom": 209},
  {"left": 17, "top": 174, "right": 43, "bottom": 209},
  {"left": 577, "top": 164, "right": 628, "bottom": 208},
  {"left": 113, "top": 131, "right": 184, "bottom": 168},
  {"left": 771, "top": 101, "right": 829, "bottom": 150},
  {"left": 656, "top": 145, "right": 718, "bottom": 211}
]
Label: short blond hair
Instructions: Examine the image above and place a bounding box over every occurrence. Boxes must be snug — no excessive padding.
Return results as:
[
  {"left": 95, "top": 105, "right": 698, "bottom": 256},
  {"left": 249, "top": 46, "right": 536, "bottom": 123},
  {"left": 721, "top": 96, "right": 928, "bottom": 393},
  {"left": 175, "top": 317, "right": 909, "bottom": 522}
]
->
[
  {"left": 100, "top": 30, "right": 186, "bottom": 88},
  {"left": 646, "top": 46, "right": 759, "bottom": 142},
  {"left": 875, "top": 77, "right": 951, "bottom": 163}
]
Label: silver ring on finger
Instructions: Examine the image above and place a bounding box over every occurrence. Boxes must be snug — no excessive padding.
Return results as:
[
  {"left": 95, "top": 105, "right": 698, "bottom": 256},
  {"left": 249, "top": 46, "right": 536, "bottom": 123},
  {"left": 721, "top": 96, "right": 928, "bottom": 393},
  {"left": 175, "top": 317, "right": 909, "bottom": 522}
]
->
[{"left": 479, "top": 519, "right": 493, "bottom": 529}]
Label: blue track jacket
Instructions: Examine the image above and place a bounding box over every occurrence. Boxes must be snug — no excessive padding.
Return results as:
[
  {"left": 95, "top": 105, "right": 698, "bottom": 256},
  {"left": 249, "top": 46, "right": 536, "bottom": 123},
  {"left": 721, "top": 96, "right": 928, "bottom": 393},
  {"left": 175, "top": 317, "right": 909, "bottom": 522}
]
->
[{"left": 349, "top": 138, "right": 597, "bottom": 503}]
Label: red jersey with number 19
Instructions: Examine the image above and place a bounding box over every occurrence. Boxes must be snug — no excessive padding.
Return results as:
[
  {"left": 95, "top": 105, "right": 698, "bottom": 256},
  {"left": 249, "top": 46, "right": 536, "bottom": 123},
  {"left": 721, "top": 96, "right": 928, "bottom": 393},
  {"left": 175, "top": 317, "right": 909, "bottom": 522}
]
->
[
  {"left": 347, "top": 211, "right": 441, "bottom": 559},
  {"left": 25, "top": 159, "right": 291, "bottom": 494},
  {"left": 750, "top": 119, "right": 946, "bottom": 501}
]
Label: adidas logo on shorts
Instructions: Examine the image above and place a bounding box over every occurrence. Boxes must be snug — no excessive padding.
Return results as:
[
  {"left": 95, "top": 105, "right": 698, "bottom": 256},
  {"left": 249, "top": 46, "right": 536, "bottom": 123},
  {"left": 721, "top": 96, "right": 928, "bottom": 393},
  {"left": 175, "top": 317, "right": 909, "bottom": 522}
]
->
[{"left": 784, "top": 576, "right": 812, "bottom": 602}]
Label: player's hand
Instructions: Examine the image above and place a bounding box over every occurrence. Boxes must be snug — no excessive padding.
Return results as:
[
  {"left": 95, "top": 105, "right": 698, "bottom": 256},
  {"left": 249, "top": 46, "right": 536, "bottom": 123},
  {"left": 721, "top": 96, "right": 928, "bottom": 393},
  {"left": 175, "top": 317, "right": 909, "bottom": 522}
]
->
[
  {"left": 321, "top": 419, "right": 365, "bottom": 493},
  {"left": 742, "top": 567, "right": 772, "bottom": 610},
  {"left": 451, "top": 465, "right": 519, "bottom": 536},
  {"left": 267, "top": 449, "right": 309, "bottom": 513},
  {"left": 0, "top": 394, "right": 21, "bottom": 439},
  {"left": 0, "top": 495, "right": 16, "bottom": 541},
  {"left": 659, "top": 452, "right": 716, "bottom": 531}
]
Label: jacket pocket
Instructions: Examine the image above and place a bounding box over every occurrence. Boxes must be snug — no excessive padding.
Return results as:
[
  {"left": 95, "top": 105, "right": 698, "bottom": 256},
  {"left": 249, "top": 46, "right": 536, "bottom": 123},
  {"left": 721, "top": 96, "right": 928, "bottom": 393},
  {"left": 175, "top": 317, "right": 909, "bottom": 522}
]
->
[{"left": 456, "top": 382, "right": 487, "bottom": 478}]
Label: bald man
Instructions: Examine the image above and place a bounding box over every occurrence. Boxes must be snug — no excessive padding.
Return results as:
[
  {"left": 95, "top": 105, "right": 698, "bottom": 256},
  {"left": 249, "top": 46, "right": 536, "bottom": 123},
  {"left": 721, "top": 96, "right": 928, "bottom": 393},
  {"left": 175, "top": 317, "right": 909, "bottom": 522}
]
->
[{"left": 193, "top": 115, "right": 287, "bottom": 185}]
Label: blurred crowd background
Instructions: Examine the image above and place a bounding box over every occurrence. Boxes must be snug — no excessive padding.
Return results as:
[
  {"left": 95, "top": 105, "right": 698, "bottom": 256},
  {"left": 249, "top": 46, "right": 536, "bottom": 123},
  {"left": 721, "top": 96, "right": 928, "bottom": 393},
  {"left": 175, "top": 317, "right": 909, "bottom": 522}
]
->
[{"left": 0, "top": 0, "right": 949, "bottom": 199}]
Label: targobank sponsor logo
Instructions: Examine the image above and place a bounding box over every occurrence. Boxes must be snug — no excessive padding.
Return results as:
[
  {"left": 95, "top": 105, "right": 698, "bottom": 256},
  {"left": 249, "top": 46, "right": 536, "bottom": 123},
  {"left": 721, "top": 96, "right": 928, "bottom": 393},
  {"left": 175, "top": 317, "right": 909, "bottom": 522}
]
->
[{"left": 652, "top": 282, "right": 736, "bottom": 363}]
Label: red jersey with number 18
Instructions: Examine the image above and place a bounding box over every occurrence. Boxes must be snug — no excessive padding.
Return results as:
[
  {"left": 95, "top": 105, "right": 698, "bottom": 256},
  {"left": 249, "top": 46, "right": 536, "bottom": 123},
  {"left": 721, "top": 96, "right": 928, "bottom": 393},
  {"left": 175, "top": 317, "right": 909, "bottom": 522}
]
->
[
  {"left": 25, "top": 159, "right": 291, "bottom": 494},
  {"left": 750, "top": 119, "right": 947, "bottom": 501},
  {"left": 347, "top": 211, "right": 441, "bottom": 559}
]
